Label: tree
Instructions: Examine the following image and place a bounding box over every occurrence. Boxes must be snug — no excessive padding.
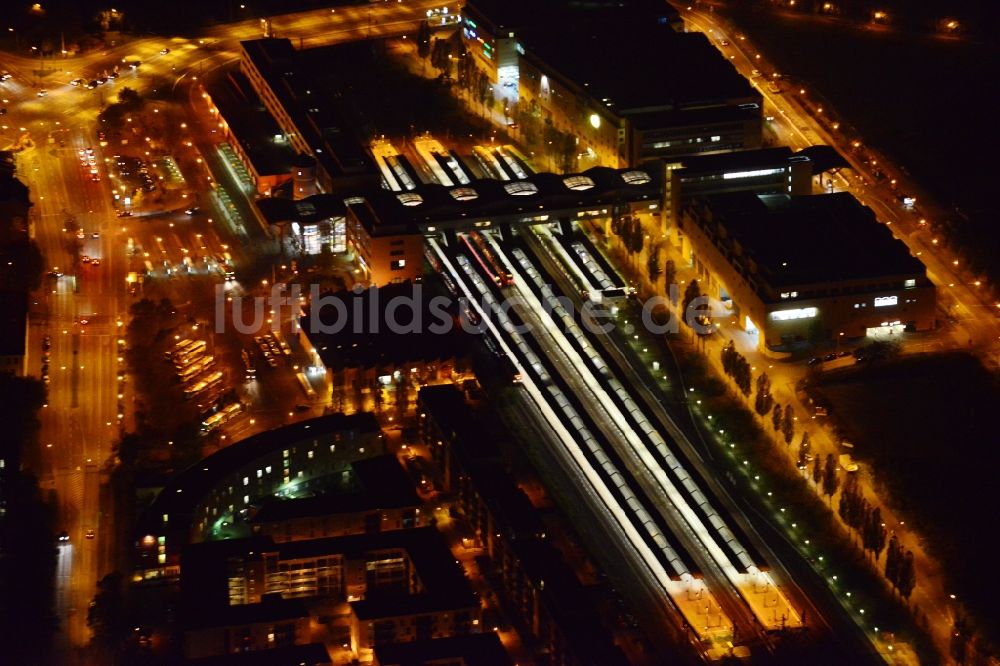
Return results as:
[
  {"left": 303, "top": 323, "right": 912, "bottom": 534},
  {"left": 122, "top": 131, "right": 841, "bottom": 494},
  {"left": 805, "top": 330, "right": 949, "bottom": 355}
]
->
[
  {"left": 772, "top": 403, "right": 783, "bottom": 433},
  {"left": 898, "top": 550, "right": 916, "bottom": 600},
  {"left": 646, "top": 245, "right": 660, "bottom": 281},
  {"left": 781, "top": 404, "right": 795, "bottom": 444},
  {"left": 663, "top": 259, "right": 676, "bottom": 299},
  {"left": 416, "top": 20, "right": 431, "bottom": 59},
  {"left": 682, "top": 279, "right": 702, "bottom": 327},
  {"left": 117, "top": 86, "right": 143, "bottom": 111},
  {"left": 754, "top": 372, "right": 774, "bottom": 416},
  {"left": 88, "top": 572, "right": 129, "bottom": 649},
  {"left": 822, "top": 453, "right": 840, "bottom": 502},
  {"left": 885, "top": 534, "right": 901, "bottom": 589},
  {"left": 430, "top": 38, "right": 453, "bottom": 77},
  {"left": 864, "top": 506, "right": 888, "bottom": 562}
]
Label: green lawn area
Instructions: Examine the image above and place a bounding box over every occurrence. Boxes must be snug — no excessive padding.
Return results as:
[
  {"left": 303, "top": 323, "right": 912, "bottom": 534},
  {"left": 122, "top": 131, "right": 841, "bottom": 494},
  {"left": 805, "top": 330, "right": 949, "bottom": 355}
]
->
[{"left": 808, "top": 352, "right": 1000, "bottom": 640}]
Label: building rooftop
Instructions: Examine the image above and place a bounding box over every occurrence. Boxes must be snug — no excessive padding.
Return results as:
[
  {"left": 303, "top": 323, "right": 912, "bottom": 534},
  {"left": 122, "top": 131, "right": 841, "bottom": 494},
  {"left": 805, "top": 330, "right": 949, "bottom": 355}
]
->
[
  {"left": 258, "top": 164, "right": 660, "bottom": 236},
  {"left": 184, "top": 594, "right": 308, "bottom": 631},
  {"left": 183, "top": 528, "right": 477, "bottom": 621},
  {"left": 137, "top": 413, "right": 380, "bottom": 538},
  {"left": 208, "top": 71, "right": 298, "bottom": 177},
  {"left": 187, "top": 643, "right": 331, "bottom": 666},
  {"left": 0, "top": 291, "right": 27, "bottom": 358},
  {"left": 373, "top": 633, "right": 512, "bottom": 666},
  {"left": 301, "top": 282, "right": 471, "bottom": 371},
  {"left": 418, "top": 385, "right": 504, "bottom": 466},
  {"left": 667, "top": 146, "right": 796, "bottom": 174},
  {"left": 691, "top": 191, "right": 926, "bottom": 291},
  {"left": 464, "top": 0, "right": 755, "bottom": 113},
  {"left": 240, "top": 39, "right": 374, "bottom": 181},
  {"left": 509, "top": 539, "right": 630, "bottom": 666},
  {"left": 250, "top": 454, "right": 420, "bottom": 524}
]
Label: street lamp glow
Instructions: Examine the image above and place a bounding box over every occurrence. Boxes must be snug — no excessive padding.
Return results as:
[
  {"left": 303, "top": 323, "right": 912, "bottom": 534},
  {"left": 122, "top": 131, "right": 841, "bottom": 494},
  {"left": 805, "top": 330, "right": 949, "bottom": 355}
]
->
[{"left": 588, "top": 113, "right": 601, "bottom": 129}]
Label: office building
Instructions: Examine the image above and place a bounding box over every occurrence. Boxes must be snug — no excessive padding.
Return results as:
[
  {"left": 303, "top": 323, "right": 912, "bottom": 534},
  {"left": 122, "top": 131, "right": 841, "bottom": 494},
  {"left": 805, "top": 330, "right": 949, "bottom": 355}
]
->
[{"left": 677, "top": 191, "right": 936, "bottom": 350}]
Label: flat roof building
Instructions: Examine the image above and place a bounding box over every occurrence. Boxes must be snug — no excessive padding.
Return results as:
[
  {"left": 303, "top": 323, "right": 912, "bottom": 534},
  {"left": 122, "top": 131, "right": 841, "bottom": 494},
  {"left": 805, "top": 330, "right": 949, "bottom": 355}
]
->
[
  {"left": 182, "top": 528, "right": 480, "bottom": 661},
  {"left": 298, "top": 281, "right": 473, "bottom": 398},
  {"left": 187, "top": 643, "right": 332, "bottom": 666},
  {"left": 461, "top": 0, "right": 762, "bottom": 166},
  {"left": 373, "top": 633, "right": 513, "bottom": 666},
  {"left": 239, "top": 38, "right": 379, "bottom": 195},
  {"left": 660, "top": 147, "right": 817, "bottom": 228},
  {"left": 202, "top": 71, "right": 300, "bottom": 197},
  {"left": 249, "top": 454, "right": 425, "bottom": 542},
  {"left": 677, "top": 191, "right": 936, "bottom": 350},
  {"left": 135, "top": 412, "right": 383, "bottom": 578}
]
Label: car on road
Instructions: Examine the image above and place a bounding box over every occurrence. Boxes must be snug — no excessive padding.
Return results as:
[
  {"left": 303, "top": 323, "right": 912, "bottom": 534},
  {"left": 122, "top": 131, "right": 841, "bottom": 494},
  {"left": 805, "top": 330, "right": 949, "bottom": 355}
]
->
[
  {"left": 822, "top": 353, "right": 837, "bottom": 362},
  {"left": 85, "top": 529, "right": 95, "bottom": 539},
  {"left": 81, "top": 255, "right": 91, "bottom": 263},
  {"left": 91, "top": 231, "right": 100, "bottom": 238},
  {"left": 70, "top": 78, "right": 84, "bottom": 86},
  {"left": 807, "top": 357, "right": 822, "bottom": 366},
  {"left": 87, "top": 80, "right": 98, "bottom": 89},
  {"left": 107, "top": 71, "right": 119, "bottom": 80},
  {"left": 0, "top": 108, "right": 6, "bottom": 116},
  {"left": 116, "top": 209, "right": 132, "bottom": 217},
  {"left": 185, "top": 206, "right": 199, "bottom": 215},
  {"left": 837, "top": 350, "right": 851, "bottom": 358},
  {"left": 0, "top": 72, "right": 11, "bottom": 81},
  {"left": 720, "top": 39, "right": 730, "bottom": 46},
  {"left": 267, "top": 357, "right": 278, "bottom": 368},
  {"left": 42, "top": 335, "right": 51, "bottom": 350},
  {"left": 76, "top": 229, "right": 86, "bottom": 239},
  {"left": 751, "top": 69, "right": 761, "bottom": 77},
  {"left": 58, "top": 531, "right": 70, "bottom": 543},
  {"left": 37, "top": 89, "right": 48, "bottom": 97},
  {"left": 91, "top": 258, "right": 101, "bottom": 267},
  {"left": 294, "top": 404, "right": 310, "bottom": 412},
  {"left": 160, "top": 48, "right": 171, "bottom": 55}
]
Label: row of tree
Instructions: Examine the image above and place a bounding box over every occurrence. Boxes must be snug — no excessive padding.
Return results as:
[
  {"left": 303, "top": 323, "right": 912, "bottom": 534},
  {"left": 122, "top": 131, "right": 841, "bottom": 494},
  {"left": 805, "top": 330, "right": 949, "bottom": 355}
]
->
[
  {"left": 721, "top": 340, "right": 753, "bottom": 396},
  {"left": 612, "top": 215, "right": 645, "bottom": 256},
  {"left": 809, "top": 452, "right": 841, "bottom": 503}
]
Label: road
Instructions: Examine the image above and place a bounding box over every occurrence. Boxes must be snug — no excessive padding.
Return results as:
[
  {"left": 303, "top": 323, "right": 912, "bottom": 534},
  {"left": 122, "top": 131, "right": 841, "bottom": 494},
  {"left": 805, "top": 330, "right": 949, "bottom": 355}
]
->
[{"left": 0, "top": 2, "right": 447, "bottom": 660}]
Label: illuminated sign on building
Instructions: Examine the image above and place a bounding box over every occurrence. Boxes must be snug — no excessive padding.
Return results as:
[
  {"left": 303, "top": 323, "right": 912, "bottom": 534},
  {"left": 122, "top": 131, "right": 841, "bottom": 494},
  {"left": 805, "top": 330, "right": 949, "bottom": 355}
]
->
[
  {"left": 770, "top": 307, "right": 818, "bottom": 321},
  {"left": 874, "top": 296, "right": 898, "bottom": 307},
  {"left": 722, "top": 168, "right": 786, "bottom": 180}
]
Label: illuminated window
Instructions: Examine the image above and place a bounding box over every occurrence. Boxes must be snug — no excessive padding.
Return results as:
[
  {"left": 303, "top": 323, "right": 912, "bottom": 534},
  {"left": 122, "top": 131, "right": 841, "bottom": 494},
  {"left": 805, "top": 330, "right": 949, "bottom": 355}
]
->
[
  {"left": 770, "top": 307, "right": 818, "bottom": 321},
  {"left": 397, "top": 192, "right": 423, "bottom": 206},
  {"left": 307, "top": 450, "right": 314, "bottom": 459},
  {"left": 904, "top": 279, "right": 916, "bottom": 289},
  {"left": 711, "top": 135, "right": 721, "bottom": 142},
  {"left": 622, "top": 170, "right": 651, "bottom": 185},
  {"left": 874, "top": 296, "right": 898, "bottom": 307},
  {"left": 504, "top": 181, "right": 538, "bottom": 196},
  {"left": 450, "top": 187, "right": 478, "bottom": 201},
  {"left": 563, "top": 175, "right": 595, "bottom": 191},
  {"left": 390, "top": 259, "right": 406, "bottom": 270}
]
